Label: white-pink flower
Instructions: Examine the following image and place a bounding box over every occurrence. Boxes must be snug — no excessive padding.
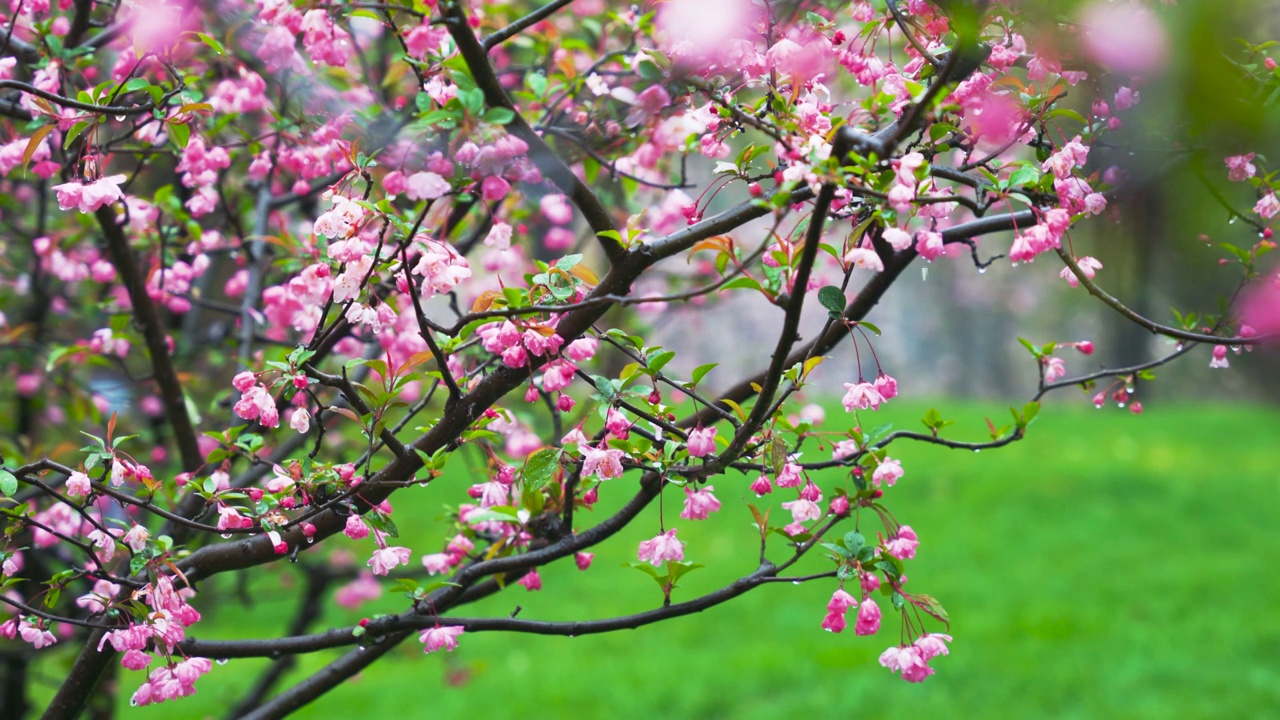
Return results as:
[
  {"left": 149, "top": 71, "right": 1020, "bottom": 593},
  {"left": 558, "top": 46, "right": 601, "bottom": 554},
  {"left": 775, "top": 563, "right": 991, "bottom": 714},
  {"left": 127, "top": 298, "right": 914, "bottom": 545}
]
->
[
  {"left": 1225, "top": 153, "right": 1257, "bottom": 182},
  {"left": 686, "top": 426, "right": 717, "bottom": 457},
  {"left": 680, "top": 485, "right": 721, "bottom": 520},
  {"left": 842, "top": 381, "right": 885, "bottom": 411},
  {"left": 1059, "top": 256, "right": 1103, "bottom": 288},
  {"left": 66, "top": 471, "right": 92, "bottom": 497},
  {"left": 637, "top": 528, "right": 684, "bottom": 566},
  {"left": 1254, "top": 192, "right": 1279, "bottom": 219},
  {"left": 420, "top": 625, "right": 464, "bottom": 653},
  {"left": 367, "top": 546, "right": 412, "bottom": 576},
  {"left": 872, "top": 458, "right": 904, "bottom": 487},
  {"left": 581, "top": 443, "right": 625, "bottom": 480},
  {"left": 885, "top": 525, "right": 920, "bottom": 560},
  {"left": 405, "top": 171, "right": 450, "bottom": 201}
]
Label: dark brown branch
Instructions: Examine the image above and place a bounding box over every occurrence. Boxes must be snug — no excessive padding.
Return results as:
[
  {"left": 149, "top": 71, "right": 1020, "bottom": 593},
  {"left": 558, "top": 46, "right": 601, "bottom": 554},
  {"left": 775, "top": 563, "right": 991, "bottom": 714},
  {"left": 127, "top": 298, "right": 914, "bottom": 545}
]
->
[
  {"left": 95, "top": 207, "right": 202, "bottom": 472},
  {"left": 483, "top": 0, "right": 575, "bottom": 50}
]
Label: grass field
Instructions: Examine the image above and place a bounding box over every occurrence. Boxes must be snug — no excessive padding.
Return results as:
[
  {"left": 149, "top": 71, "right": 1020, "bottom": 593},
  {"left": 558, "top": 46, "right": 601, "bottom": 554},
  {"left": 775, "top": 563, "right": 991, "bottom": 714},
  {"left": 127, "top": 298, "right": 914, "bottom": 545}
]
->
[{"left": 30, "top": 400, "right": 1280, "bottom": 718}]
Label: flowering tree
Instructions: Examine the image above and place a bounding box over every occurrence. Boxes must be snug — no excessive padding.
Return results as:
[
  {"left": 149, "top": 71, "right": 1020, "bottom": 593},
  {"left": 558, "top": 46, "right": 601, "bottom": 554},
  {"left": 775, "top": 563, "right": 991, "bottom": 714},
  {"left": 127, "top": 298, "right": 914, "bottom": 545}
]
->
[{"left": 0, "top": 0, "right": 1276, "bottom": 716}]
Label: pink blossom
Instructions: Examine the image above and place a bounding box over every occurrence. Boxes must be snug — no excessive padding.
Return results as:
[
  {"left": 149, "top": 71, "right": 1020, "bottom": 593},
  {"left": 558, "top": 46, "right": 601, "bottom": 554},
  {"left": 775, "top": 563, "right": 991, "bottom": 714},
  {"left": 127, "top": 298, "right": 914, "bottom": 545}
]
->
[
  {"left": 565, "top": 338, "right": 597, "bottom": 361},
  {"left": 1113, "top": 86, "right": 1139, "bottom": 112},
  {"left": 680, "top": 484, "right": 721, "bottom": 520},
  {"left": 832, "top": 439, "right": 859, "bottom": 460},
  {"left": 405, "top": 171, "right": 451, "bottom": 201},
  {"left": 367, "top": 546, "right": 412, "bottom": 576},
  {"left": 1210, "top": 344, "right": 1229, "bottom": 369},
  {"left": 872, "top": 458, "right": 904, "bottom": 487},
  {"left": 1043, "top": 357, "right": 1066, "bottom": 383},
  {"left": 874, "top": 373, "right": 898, "bottom": 401},
  {"left": 750, "top": 474, "right": 773, "bottom": 496},
  {"left": 66, "top": 471, "right": 92, "bottom": 497},
  {"left": 1060, "top": 256, "right": 1103, "bottom": 288},
  {"left": 781, "top": 498, "right": 821, "bottom": 525},
  {"left": 289, "top": 408, "right": 311, "bottom": 434},
  {"left": 76, "top": 579, "right": 119, "bottom": 613},
  {"left": 517, "top": 569, "right": 542, "bottom": 591},
  {"left": 605, "top": 408, "right": 633, "bottom": 438},
  {"left": 637, "top": 528, "right": 684, "bottom": 566},
  {"left": 52, "top": 175, "right": 127, "bottom": 213},
  {"left": 882, "top": 227, "right": 913, "bottom": 251},
  {"left": 216, "top": 504, "right": 253, "bottom": 531},
  {"left": 885, "top": 525, "right": 920, "bottom": 560},
  {"left": 1254, "top": 192, "right": 1279, "bottom": 219},
  {"left": 344, "top": 514, "right": 370, "bottom": 540},
  {"left": 575, "top": 552, "right": 595, "bottom": 570},
  {"left": 121, "top": 648, "right": 152, "bottom": 670},
  {"left": 335, "top": 572, "right": 383, "bottom": 609},
  {"left": 844, "top": 246, "right": 884, "bottom": 272},
  {"left": 121, "top": 524, "right": 150, "bottom": 552},
  {"left": 775, "top": 463, "right": 802, "bottom": 488},
  {"left": 419, "top": 625, "right": 464, "bottom": 653},
  {"left": 687, "top": 426, "right": 717, "bottom": 457},
  {"left": 581, "top": 443, "right": 625, "bottom": 480},
  {"left": 914, "top": 632, "right": 953, "bottom": 661},
  {"left": 1226, "top": 153, "right": 1257, "bottom": 182},
  {"left": 915, "top": 231, "right": 944, "bottom": 261},
  {"left": 855, "top": 598, "right": 882, "bottom": 636},
  {"left": 820, "top": 611, "right": 847, "bottom": 633},
  {"left": 861, "top": 572, "right": 882, "bottom": 595},
  {"left": 842, "top": 382, "right": 885, "bottom": 411},
  {"left": 1079, "top": 2, "right": 1169, "bottom": 75},
  {"left": 829, "top": 494, "right": 850, "bottom": 516},
  {"left": 422, "top": 552, "right": 454, "bottom": 575},
  {"left": 827, "top": 588, "right": 857, "bottom": 614},
  {"left": 1240, "top": 271, "right": 1280, "bottom": 336},
  {"left": 18, "top": 618, "right": 56, "bottom": 649}
]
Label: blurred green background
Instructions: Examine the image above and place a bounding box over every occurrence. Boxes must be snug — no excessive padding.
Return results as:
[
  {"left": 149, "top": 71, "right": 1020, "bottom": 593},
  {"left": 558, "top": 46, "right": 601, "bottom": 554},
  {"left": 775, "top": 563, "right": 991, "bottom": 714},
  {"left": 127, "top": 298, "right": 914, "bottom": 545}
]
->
[{"left": 54, "top": 399, "right": 1275, "bottom": 719}]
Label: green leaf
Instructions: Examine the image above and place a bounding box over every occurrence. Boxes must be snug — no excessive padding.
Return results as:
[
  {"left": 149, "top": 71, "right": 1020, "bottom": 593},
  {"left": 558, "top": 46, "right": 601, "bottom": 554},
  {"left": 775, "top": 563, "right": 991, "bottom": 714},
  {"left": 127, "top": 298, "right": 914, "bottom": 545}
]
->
[
  {"left": 915, "top": 593, "right": 949, "bottom": 623},
  {"left": 522, "top": 448, "right": 560, "bottom": 490},
  {"left": 648, "top": 350, "right": 676, "bottom": 374},
  {"left": 194, "top": 31, "right": 227, "bottom": 55},
  {"left": 822, "top": 542, "right": 853, "bottom": 558},
  {"left": 483, "top": 107, "right": 516, "bottom": 125},
  {"left": 1016, "top": 337, "right": 1042, "bottom": 358},
  {"left": 636, "top": 61, "right": 663, "bottom": 81},
  {"left": 123, "top": 77, "right": 151, "bottom": 94},
  {"left": 720, "top": 277, "right": 763, "bottom": 292},
  {"left": 817, "top": 285, "right": 846, "bottom": 313},
  {"left": 690, "top": 363, "right": 717, "bottom": 385},
  {"left": 526, "top": 73, "right": 548, "bottom": 96},
  {"left": 593, "top": 375, "right": 617, "bottom": 400},
  {"left": 169, "top": 121, "right": 191, "bottom": 149},
  {"left": 1022, "top": 401, "right": 1040, "bottom": 425},
  {"left": 0, "top": 470, "right": 16, "bottom": 497},
  {"left": 1005, "top": 163, "right": 1041, "bottom": 188},
  {"left": 666, "top": 561, "right": 704, "bottom": 586},
  {"left": 843, "top": 531, "right": 866, "bottom": 556}
]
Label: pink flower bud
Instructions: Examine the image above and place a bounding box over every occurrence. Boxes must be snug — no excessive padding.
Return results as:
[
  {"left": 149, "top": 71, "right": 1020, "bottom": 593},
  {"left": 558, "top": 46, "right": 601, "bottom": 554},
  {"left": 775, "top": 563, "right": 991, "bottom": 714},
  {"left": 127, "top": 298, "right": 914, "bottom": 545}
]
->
[{"left": 829, "top": 495, "right": 850, "bottom": 516}]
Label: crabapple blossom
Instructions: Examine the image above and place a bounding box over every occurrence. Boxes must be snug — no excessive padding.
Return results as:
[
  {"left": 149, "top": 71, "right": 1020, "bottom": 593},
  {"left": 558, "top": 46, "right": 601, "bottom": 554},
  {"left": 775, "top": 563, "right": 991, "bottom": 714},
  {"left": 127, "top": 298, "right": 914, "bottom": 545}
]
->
[
  {"left": 680, "top": 485, "right": 721, "bottom": 520},
  {"left": 637, "top": 529, "right": 685, "bottom": 566},
  {"left": 420, "top": 626, "right": 464, "bottom": 653}
]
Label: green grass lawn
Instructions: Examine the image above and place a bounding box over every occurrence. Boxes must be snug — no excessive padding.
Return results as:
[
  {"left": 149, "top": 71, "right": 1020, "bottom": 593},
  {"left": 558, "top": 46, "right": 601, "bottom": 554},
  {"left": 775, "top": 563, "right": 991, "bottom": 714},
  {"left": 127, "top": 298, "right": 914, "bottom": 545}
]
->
[{"left": 33, "top": 400, "right": 1280, "bottom": 718}]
